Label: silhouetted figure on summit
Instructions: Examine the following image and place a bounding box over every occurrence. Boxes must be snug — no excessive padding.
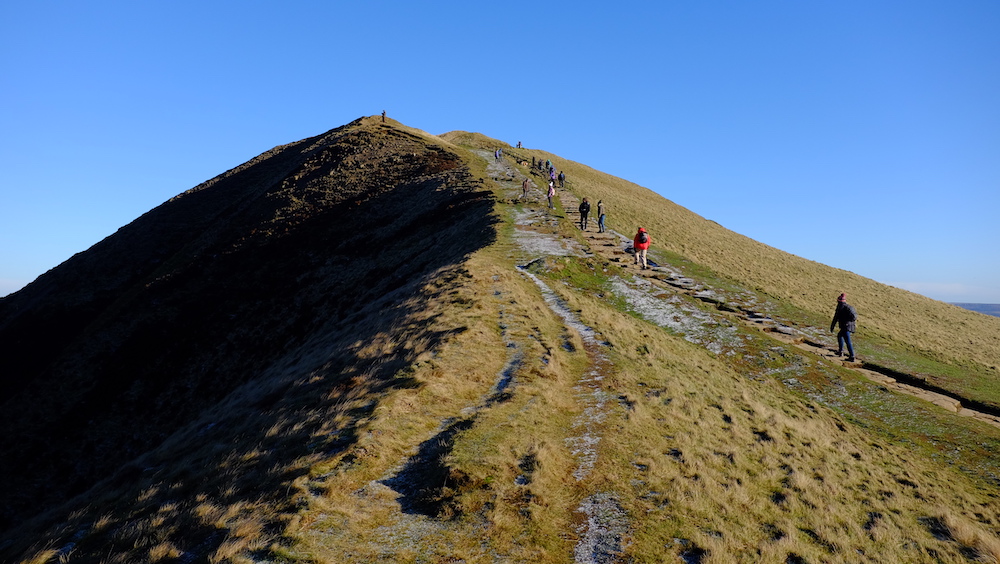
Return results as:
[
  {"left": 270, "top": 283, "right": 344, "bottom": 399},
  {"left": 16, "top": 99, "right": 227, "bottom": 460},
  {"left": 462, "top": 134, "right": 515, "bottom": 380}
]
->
[{"left": 830, "top": 293, "right": 858, "bottom": 361}]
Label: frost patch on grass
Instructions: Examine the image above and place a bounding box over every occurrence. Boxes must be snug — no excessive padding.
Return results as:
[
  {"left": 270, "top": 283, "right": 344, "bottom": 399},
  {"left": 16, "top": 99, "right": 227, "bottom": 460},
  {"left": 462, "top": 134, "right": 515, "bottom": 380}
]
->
[
  {"left": 520, "top": 269, "right": 603, "bottom": 348},
  {"left": 513, "top": 227, "right": 587, "bottom": 259},
  {"left": 611, "top": 276, "right": 740, "bottom": 354},
  {"left": 574, "top": 492, "right": 630, "bottom": 564},
  {"left": 520, "top": 268, "right": 614, "bottom": 481}
]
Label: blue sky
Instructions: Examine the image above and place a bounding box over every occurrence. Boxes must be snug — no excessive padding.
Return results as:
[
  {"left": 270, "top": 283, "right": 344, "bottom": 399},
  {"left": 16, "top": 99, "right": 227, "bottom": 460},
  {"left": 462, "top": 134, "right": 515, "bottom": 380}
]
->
[{"left": 2, "top": 1, "right": 998, "bottom": 302}]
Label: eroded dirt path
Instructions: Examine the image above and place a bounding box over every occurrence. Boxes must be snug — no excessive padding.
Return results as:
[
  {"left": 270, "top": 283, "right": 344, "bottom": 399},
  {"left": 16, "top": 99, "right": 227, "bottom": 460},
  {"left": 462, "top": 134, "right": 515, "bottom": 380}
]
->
[{"left": 486, "top": 151, "right": 631, "bottom": 563}]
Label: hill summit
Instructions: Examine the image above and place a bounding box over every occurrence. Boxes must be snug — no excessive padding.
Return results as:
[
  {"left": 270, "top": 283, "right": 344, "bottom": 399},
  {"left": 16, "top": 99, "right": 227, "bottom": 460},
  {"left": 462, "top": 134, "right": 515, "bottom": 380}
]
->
[{"left": 2, "top": 116, "right": 999, "bottom": 563}]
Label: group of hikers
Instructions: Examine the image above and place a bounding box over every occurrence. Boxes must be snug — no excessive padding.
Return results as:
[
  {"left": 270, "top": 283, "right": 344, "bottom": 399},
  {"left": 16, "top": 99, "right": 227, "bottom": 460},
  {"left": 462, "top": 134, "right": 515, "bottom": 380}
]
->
[{"left": 508, "top": 147, "right": 860, "bottom": 362}]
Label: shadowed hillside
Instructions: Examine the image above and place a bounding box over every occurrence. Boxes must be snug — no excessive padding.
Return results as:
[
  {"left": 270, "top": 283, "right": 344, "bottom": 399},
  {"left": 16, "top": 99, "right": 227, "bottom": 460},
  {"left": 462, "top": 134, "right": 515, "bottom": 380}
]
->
[
  {"left": 0, "top": 117, "right": 496, "bottom": 557},
  {"left": 2, "top": 119, "right": 999, "bottom": 563}
]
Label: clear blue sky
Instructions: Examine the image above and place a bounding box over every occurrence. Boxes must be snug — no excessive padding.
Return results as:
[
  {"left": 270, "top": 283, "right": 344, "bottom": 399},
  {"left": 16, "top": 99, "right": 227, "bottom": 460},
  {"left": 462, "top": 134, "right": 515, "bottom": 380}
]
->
[{"left": 2, "top": 1, "right": 998, "bottom": 302}]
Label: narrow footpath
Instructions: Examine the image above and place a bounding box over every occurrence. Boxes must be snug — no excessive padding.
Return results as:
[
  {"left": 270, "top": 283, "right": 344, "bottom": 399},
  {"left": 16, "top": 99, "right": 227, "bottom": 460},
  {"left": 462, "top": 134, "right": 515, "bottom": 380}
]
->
[{"left": 501, "top": 152, "right": 1000, "bottom": 432}]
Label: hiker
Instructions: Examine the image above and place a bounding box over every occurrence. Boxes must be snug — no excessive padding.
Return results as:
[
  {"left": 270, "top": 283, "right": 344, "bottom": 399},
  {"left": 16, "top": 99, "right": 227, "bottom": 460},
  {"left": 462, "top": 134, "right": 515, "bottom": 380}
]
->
[
  {"left": 597, "top": 200, "right": 606, "bottom": 232},
  {"left": 547, "top": 182, "right": 556, "bottom": 208},
  {"left": 522, "top": 177, "right": 530, "bottom": 199},
  {"left": 633, "top": 227, "right": 651, "bottom": 269},
  {"left": 579, "top": 198, "right": 591, "bottom": 230},
  {"left": 381, "top": 110, "right": 386, "bottom": 122},
  {"left": 558, "top": 171, "right": 565, "bottom": 188},
  {"left": 830, "top": 293, "right": 858, "bottom": 361}
]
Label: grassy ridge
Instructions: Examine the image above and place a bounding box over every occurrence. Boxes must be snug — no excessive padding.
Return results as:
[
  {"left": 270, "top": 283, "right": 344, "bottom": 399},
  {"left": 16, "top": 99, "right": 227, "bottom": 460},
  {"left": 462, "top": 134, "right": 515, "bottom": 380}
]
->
[
  {"left": 8, "top": 120, "right": 999, "bottom": 563},
  {"left": 279, "top": 127, "right": 1000, "bottom": 562},
  {"left": 446, "top": 132, "right": 1000, "bottom": 410}
]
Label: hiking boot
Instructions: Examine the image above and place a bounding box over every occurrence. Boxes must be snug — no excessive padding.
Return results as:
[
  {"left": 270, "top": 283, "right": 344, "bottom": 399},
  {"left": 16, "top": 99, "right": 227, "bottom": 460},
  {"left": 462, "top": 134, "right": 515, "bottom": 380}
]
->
[
  {"left": 847, "top": 356, "right": 856, "bottom": 362},
  {"left": 835, "top": 351, "right": 843, "bottom": 357}
]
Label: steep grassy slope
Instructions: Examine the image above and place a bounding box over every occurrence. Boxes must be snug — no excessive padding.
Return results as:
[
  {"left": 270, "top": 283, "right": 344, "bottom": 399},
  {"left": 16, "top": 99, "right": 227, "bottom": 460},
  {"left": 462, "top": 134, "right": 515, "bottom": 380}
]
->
[
  {"left": 460, "top": 136, "right": 1000, "bottom": 411},
  {"left": 0, "top": 117, "right": 496, "bottom": 559},
  {"left": 280, "top": 133, "right": 1000, "bottom": 563},
  {"left": 3, "top": 121, "right": 998, "bottom": 563}
]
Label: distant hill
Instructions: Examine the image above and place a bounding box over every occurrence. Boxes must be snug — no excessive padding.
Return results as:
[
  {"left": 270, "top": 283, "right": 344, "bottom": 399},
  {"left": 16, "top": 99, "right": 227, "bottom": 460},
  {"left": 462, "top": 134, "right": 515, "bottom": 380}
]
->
[
  {"left": 953, "top": 303, "right": 1000, "bottom": 317},
  {"left": 2, "top": 117, "right": 998, "bottom": 563}
]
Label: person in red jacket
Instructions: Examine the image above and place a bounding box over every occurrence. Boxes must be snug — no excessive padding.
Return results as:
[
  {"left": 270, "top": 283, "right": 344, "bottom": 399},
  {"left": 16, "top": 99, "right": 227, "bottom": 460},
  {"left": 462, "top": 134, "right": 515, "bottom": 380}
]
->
[{"left": 633, "top": 227, "right": 651, "bottom": 269}]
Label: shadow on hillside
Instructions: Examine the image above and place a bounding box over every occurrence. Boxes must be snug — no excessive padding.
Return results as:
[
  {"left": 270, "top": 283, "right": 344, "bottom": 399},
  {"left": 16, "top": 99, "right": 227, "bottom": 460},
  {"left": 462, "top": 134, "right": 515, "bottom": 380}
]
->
[
  {"left": 381, "top": 417, "right": 478, "bottom": 516},
  {"left": 0, "top": 126, "right": 500, "bottom": 561}
]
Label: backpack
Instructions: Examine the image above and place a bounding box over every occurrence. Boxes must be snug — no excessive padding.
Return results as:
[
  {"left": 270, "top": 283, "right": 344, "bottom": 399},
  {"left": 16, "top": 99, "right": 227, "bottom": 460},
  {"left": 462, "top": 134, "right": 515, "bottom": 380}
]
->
[
  {"left": 843, "top": 304, "right": 857, "bottom": 322},
  {"left": 638, "top": 232, "right": 649, "bottom": 244}
]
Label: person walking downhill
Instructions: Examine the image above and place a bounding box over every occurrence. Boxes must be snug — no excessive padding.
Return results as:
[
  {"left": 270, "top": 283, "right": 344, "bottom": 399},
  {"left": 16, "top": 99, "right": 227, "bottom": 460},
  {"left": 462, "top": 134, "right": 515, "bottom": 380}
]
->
[
  {"left": 522, "top": 177, "right": 530, "bottom": 199},
  {"left": 633, "top": 227, "right": 651, "bottom": 269},
  {"left": 830, "top": 293, "right": 858, "bottom": 362},
  {"left": 547, "top": 182, "right": 556, "bottom": 208},
  {"left": 579, "top": 198, "right": 591, "bottom": 230},
  {"left": 597, "top": 200, "right": 606, "bottom": 233}
]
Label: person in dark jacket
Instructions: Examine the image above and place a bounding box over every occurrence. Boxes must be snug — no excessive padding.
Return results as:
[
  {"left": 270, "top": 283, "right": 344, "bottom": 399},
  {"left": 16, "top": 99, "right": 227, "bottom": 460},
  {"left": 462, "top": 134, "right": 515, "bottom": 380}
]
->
[
  {"left": 830, "top": 293, "right": 857, "bottom": 361},
  {"left": 633, "top": 227, "right": 651, "bottom": 269},
  {"left": 579, "top": 198, "right": 591, "bottom": 230}
]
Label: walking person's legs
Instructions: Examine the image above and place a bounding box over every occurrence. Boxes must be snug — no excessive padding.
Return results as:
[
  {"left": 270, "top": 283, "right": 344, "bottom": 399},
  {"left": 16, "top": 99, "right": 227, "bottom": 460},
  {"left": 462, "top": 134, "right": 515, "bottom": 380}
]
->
[{"left": 838, "top": 329, "right": 855, "bottom": 360}]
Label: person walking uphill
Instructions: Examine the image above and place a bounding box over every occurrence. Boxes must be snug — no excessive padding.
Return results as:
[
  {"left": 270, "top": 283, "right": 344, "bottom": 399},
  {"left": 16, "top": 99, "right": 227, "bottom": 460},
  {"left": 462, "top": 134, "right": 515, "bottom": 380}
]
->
[
  {"left": 547, "top": 182, "right": 556, "bottom": 208},
  {"left": 579, "top": 198, "right": 591, "bottom": 230},
  {"left": 597, "top": 200, "right": 606, "bottom": 232},
  {"left": 633, "top": 227, "right": 651, "bottom": 269},
  {"left": 830, "top": 293, "right": 858, "bottom": 362}
]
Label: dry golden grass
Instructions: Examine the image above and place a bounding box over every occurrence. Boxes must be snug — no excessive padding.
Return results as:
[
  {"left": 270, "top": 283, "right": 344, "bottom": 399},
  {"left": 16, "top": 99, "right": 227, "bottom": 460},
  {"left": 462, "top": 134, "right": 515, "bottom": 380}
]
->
[
  {"left": 9, "top": 122, "right": 998, "bottom": 563},
  {"left": 278, "top": 135, "right": 1000, "bottom": 562},
  {"left": 473, "top": 138, "right": 1000, "bottom": 379},
  {"left": 539, "top": 275, "right": 1000, "bottom": 562}
]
